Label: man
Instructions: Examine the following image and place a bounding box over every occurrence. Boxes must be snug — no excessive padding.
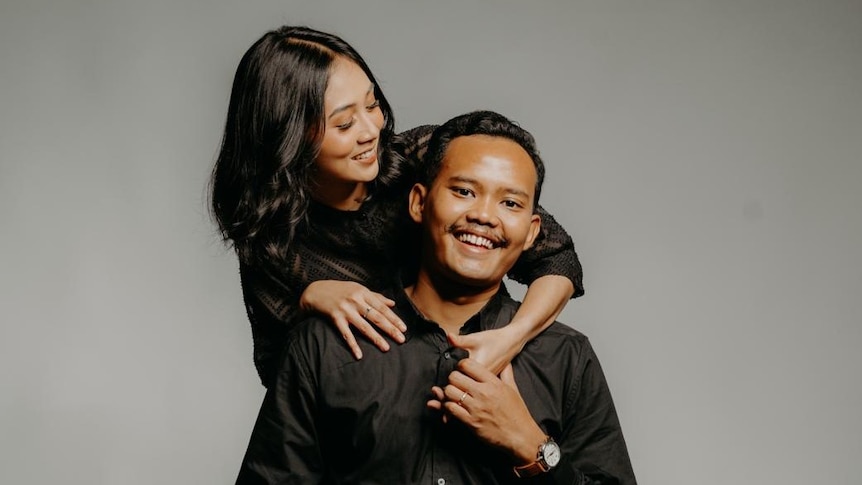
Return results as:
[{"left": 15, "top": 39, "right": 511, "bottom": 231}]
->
[{"left": 237, "top": 111, "right": 635, "bottom": 484}]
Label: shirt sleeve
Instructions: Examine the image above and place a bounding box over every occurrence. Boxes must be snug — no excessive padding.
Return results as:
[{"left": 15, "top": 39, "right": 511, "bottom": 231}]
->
[
  {"left": 507, "top": 205, "right": 584, "bottom": 298},
  {"left": 396, "top": 124, "right": 437, "bottom": 172},
  {"left": 240, "top": 263, "right": 306, "bottom": 388},
  {"left": 542, "top": 340, "right": 636, "bottom": 485},
  {"left": 396, "top": 124, "right": 585, "bottom": 299},
  {"left": 236, "top": 338, "right": 324, "bottom": 484}
]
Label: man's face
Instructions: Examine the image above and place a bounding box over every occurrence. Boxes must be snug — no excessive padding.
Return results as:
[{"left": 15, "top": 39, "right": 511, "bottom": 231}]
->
[{"left": 409, "top": 134, "right": 542, "bottom": 290}]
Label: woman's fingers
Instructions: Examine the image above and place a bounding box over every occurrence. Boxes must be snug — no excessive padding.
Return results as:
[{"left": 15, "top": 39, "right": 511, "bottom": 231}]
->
[
  {"left": 349, "top": 310, "right": 391, "bottom": 354},
  {"left": 304, "top": 281, "right": 407, "bottom": 358},
  {"left": 333, "top": 317, "right": 364, "bottom": 360},
  {"left": 340, "top": 300, "right": 405, "bottom": 359},
  {"left": 363, "top": 301, "right": 406, "bottom": 343}
]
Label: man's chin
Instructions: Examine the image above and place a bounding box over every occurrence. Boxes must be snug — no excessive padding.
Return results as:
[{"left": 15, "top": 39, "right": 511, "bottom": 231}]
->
[
  {"left": 441, "top": 270, "right": 504, "bottom": 293},
  {"left": 424, "top": 255, "right": 507, "bottom": 295}
]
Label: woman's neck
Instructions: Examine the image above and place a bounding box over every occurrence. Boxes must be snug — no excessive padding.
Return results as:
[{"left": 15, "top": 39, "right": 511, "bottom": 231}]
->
[{"left": 311, "top": 181, "right": 368, "bottom": 211}]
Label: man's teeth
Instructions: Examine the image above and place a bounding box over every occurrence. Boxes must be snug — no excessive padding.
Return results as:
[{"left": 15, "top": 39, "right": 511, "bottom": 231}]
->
[{"left": 458, "top": 233, "right": 494, "bottom": 249}]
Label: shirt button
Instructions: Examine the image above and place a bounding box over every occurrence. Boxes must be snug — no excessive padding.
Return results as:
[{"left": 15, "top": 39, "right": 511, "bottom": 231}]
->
[
  {"left": 437, "top": 479, "right": 446, "bottom": 485},
  {"left": 443, "top": 352, "right": 451, "bottom": 359}
]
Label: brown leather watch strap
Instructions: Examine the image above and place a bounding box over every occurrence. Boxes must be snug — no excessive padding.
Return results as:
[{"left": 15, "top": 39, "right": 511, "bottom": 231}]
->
[{"left": 513, "top": 459, "right": 550, "bottom": 478}]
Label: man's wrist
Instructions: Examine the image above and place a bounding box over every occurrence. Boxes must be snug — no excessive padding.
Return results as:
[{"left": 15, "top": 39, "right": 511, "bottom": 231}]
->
[
  {"left": 512, "top": 426, "right": 549, "bottom": 464},
  {"left": 513, "top": 435, "right": 562, "bottom": 478}
]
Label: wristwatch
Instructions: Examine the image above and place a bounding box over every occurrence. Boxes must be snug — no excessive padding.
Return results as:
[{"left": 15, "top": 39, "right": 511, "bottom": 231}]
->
[{"left": 513, "top": 436, "right": 561, "bottom": 478}]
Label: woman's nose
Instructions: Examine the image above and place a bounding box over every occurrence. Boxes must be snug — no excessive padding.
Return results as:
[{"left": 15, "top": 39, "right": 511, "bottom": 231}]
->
[{"left": 357, "top": 112, "right": 381, "bottom": 143}]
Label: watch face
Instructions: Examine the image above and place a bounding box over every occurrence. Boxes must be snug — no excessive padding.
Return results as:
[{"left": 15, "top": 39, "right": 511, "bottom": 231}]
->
[{"left": 542, "top": 441, "right": 562, "bottom": 468}]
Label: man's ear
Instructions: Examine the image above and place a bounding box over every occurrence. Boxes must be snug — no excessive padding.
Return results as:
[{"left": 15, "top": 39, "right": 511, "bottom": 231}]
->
[
  {"left": 522, "top": 213, "right": 542, "bottom": 251},
  {"left": 408, "top": 183, "right": 428, "bottom": 223}
]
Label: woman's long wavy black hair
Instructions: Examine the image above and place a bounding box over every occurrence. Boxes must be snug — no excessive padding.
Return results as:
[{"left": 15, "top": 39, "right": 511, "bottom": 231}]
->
[{"left": 210, "top": 26, "right": 401, "bottom": 267}]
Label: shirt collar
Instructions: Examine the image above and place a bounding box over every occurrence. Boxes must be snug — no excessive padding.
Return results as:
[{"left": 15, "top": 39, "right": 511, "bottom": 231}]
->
[{"left": 386, "top": 277, "right": 516, "bottom": 339}]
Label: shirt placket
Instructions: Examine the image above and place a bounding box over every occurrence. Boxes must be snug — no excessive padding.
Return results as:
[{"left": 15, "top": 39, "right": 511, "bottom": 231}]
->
[{"left": 426, "top": 329, "right": 468, "bottom": 484}]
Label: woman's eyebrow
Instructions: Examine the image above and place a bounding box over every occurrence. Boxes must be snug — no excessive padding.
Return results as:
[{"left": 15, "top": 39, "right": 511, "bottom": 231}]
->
[{"left": 327, "top": 84, "right": 375, "bottom": 120}]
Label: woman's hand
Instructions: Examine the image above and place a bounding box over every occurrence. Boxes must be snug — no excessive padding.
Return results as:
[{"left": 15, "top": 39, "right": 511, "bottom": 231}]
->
[
  {"left": 300, "top": 280, "right": 406, "bottom": 359},
  {"left": 450, "top": 275, "right": 574, "bottom": 374},
  {"left": 447, "top": 327, "right": 524, "bottom": 376}
]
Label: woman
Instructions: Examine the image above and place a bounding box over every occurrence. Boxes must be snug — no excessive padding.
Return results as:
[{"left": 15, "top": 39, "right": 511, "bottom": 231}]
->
[{"left": 210, "top": 26, "right": 583, "bottom": 387}]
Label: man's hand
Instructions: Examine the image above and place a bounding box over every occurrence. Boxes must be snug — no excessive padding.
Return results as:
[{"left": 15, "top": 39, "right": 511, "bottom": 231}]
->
[{"left": 427, "top": 359, "right": 546, "bottom": 464}]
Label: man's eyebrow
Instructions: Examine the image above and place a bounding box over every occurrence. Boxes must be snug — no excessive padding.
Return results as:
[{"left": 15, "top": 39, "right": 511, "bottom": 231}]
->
[
  {"left": 447, "top": 175, "right": 479, "bottom": 186},
  {"left": 448, "top": 175, "right": 531, "bottom": 198},
  {"left": 327, "top": 84, "right": 375, "bottom": 120},
  {"left": 502, "top": 187, "right": 531, "bottom": 199}
]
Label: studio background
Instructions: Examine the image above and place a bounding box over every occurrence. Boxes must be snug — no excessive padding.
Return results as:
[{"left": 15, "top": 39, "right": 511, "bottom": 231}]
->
[{"left": 2, "top": 1, "right": 860, "bottom": 484}]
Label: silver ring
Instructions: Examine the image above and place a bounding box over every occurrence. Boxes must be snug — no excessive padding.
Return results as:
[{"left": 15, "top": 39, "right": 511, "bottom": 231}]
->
[
  {"left": 457, "top": 391, "right": 469, "bottom": 407},
  {"left": 363, "top": 306, "right": 372, "bottom": 319}
]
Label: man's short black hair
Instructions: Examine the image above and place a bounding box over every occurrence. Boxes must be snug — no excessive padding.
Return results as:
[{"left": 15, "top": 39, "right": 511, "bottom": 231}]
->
[{"left": 420, "top": 110, "right": 546, "bottom": 207}]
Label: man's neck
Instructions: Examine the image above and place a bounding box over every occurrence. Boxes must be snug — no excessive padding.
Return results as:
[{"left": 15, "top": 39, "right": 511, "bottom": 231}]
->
[{"left": 405, "top": 271, "right": 500, "bottom": 335}]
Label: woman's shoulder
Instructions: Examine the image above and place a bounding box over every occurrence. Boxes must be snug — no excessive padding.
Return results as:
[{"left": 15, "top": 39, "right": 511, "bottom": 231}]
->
[
  {"left": 375, "top": 124, "right": 438, "bottom": 193},
  {"left": 393, "top": 124, "right": 437, "bottom": 164}
]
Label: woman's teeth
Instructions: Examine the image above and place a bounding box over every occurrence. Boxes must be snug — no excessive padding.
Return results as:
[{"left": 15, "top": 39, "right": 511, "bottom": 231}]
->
[{"left": 353, "top": 150, "right": 373, "bottom": 160}]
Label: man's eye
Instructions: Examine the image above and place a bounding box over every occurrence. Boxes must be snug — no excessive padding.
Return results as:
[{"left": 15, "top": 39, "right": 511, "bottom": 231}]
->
[
  {"left": 452, "top": 187, "right": 472, "bottom": 197},
  {"left": 503, "top": 200, "right": 522, "bottom": 208}
]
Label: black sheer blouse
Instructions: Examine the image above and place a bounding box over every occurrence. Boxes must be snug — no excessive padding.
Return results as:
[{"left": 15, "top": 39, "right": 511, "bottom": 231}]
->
[{"left": 239, "top": 125, "right": 584, "bottom": 387}]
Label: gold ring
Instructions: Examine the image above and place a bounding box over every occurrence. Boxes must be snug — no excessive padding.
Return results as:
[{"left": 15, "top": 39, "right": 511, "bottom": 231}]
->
[{"left": 457, "top": 391, "right": 469, "bottom": 406}]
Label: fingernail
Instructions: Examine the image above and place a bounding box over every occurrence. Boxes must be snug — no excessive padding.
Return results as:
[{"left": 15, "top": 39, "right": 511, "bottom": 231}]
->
[{"left": 396, "top": 333, "right": 406, "bottom": 343}]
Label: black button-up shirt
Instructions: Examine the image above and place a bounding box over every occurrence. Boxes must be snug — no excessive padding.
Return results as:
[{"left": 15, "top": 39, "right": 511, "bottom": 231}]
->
[{"left": 237, "top": 286, "right": 635, "bottom": 484}]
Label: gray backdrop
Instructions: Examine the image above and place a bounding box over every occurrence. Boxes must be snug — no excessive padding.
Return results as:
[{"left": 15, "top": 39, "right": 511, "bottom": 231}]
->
[{"left": 2, "top": 1, "right": 860, "bottom": 484}]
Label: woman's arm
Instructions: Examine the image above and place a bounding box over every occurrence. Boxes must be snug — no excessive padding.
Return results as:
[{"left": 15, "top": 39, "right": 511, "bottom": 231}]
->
[
  {"left": 507, "top": 204, "right": 583, "bottom": 297},
  {"left": 450, "top": 205, "right": 583, "bottom": 374},
  {"left": 448, "top": 275, "right": 574, "bottom": 375},
  {"left": 242, "top": 262, "right": 407, "bottom": 387},
  {"left": 449, "top": 196, "right": 584, "bottom": 374}
]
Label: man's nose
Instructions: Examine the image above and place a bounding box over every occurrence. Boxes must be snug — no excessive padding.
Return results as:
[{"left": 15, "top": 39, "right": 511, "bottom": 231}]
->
[{"left": 465, "top": 198, "right": 499, "bottom": 226}]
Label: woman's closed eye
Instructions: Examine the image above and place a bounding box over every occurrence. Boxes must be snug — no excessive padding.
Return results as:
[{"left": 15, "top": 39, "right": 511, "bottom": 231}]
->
[{"left": 335, "top": 101, "right": 378, "bottom": 130}]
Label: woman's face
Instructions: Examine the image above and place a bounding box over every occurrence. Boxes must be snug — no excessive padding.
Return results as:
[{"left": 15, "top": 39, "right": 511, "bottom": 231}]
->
[{"left": 314, "top": 57, "right": 385, "bottom": 191}]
